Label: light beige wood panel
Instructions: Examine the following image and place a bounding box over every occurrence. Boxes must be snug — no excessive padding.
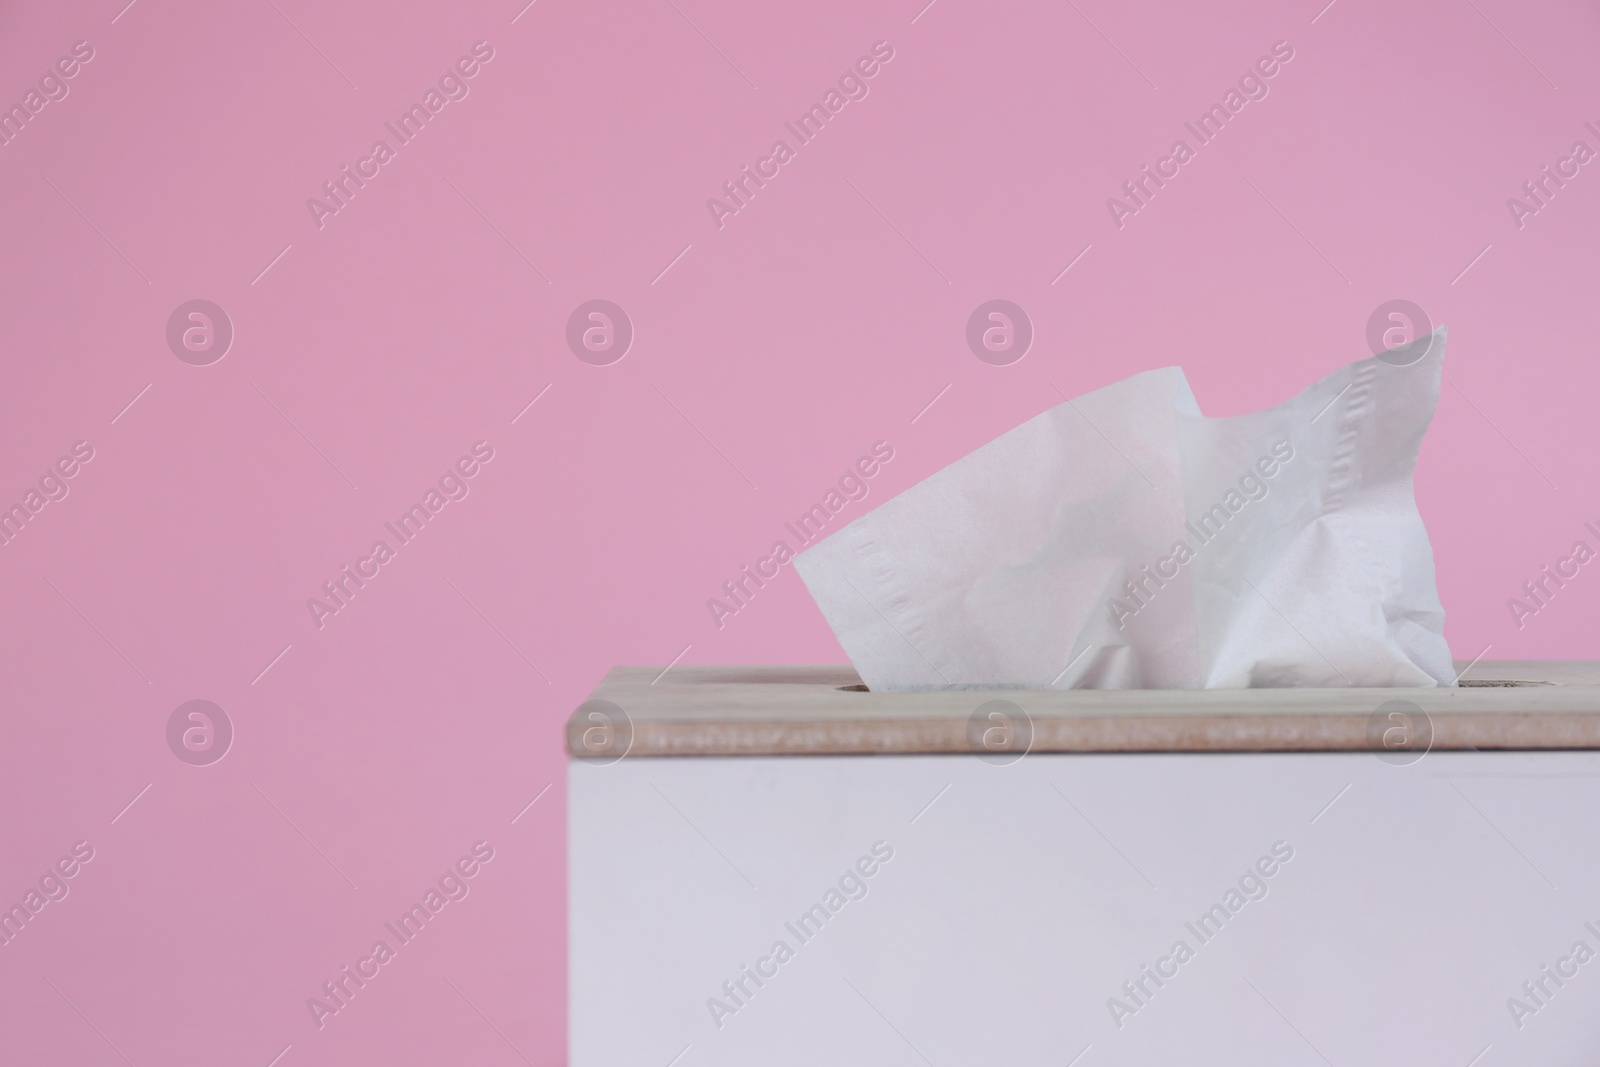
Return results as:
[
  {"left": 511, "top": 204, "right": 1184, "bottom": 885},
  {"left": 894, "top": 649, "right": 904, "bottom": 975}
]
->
[{"left": 565, "top": 661, "right": 1600, "bottom": 757}]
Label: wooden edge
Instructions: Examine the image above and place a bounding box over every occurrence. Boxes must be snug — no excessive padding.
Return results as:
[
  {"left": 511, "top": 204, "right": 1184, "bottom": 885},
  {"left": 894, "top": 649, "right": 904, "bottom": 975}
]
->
[
  {"left": 566, "top": 712, "right": 1600, "bottom": 759},
  {"left": 565, "top": 662, "right": 1600, "bottom": 758}
]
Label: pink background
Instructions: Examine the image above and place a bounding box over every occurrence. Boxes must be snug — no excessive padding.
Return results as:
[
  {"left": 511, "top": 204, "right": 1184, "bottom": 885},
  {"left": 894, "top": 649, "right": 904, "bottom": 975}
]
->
[{"left": 1, "top": 0, "right": 1596, "bottom": 1062}]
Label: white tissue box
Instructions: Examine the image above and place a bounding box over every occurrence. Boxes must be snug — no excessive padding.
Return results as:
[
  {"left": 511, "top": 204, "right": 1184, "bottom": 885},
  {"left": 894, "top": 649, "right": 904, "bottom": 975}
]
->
[{"left": 570, "top": 663, "right": 1600, "bottom": 1066}]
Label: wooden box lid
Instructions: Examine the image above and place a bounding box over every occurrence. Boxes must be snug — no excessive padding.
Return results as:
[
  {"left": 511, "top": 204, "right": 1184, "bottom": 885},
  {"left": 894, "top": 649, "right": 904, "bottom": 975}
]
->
[{"left": 565, "top": 661, "right": 1600, "bottom": 758}]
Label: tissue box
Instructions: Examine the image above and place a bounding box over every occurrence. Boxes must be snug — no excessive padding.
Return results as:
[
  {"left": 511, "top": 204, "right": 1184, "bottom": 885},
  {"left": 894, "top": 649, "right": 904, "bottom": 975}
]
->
[{"left": 569, "top": 663, "right": 1600, "bottom": 1066}]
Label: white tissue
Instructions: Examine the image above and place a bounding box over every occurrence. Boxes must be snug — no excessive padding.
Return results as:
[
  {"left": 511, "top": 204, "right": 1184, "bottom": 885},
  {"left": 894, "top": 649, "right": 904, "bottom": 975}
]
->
[{"left": 794, "top": 329, "right": 1453, "bottom": 690}]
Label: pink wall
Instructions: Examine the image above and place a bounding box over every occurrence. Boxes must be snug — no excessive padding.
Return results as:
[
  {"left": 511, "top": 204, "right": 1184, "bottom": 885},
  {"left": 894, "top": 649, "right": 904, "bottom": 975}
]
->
[{"left": 0, "top": 0, "right": 1595, "bottom": 1062}]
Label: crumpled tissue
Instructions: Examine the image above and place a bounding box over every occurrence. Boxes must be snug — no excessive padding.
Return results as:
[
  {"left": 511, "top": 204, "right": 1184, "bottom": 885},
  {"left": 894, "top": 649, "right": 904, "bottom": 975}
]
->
[{"left": 793, "top": 329, "right": 1453, "bottom": 690}]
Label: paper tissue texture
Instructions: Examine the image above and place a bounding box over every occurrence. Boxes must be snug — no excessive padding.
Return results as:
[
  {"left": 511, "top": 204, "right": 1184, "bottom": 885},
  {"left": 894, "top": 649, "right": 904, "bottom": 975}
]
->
[{"left": 794, "top": 329, "right": 1453, "bottom": 691}]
